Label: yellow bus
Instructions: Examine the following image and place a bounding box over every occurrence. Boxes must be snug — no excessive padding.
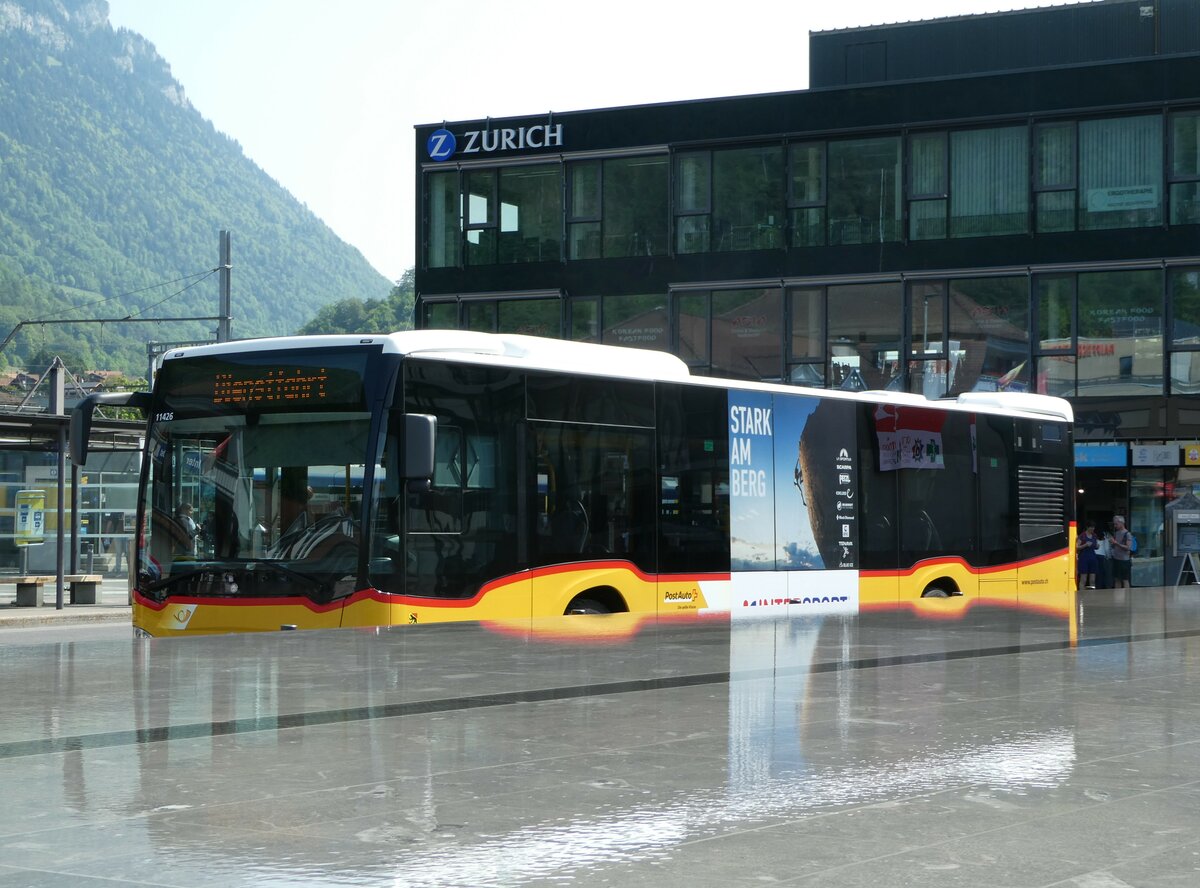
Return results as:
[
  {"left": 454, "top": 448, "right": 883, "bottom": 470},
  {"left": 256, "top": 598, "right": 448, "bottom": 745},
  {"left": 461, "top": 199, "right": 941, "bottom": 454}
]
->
[{"left": 71, "top": 330, "right": 1074, "bottom": 636}]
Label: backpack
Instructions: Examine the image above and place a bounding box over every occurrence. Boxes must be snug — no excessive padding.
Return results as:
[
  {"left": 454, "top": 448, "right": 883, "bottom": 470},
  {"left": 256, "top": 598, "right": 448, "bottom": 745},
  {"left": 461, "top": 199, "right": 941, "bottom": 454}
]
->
[{"left": 1129, "top": 533, "right": 1137, "bottom": 555}]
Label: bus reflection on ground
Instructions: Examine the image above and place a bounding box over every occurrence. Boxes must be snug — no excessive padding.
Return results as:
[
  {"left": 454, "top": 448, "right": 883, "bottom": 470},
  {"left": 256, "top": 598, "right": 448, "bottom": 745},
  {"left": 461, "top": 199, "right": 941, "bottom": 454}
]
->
[{"left": 38, "top": 585, "right": 1118, "bottom": 886}]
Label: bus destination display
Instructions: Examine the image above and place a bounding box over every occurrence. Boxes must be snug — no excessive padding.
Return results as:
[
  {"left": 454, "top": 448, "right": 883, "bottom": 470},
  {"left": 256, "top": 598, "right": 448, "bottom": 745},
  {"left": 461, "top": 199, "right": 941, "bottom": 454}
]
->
[{"left": 212, "top": 367, "right": 333, "bottom": 407}]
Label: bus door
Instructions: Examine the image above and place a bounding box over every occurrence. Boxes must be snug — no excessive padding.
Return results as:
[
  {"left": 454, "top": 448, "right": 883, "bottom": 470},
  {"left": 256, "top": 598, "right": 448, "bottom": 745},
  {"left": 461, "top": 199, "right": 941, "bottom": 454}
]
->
[
  {"left": 385, "top": 362, "right": 530, "bottom": 625},
  {"left": 530, "top": 422, "right": 656, "bottom": 617},
  {"left": 394, "top": 422, "right": 531, "bottom": 623}
]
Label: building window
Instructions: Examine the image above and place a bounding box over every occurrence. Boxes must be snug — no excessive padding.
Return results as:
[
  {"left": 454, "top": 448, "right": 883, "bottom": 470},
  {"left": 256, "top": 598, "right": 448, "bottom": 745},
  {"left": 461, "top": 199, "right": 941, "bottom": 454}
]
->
[
  {"left": 828, "top": 137, "right": 901, "bottom": 245},
  {"left": 827, "top": 282, "right": 902, "bottom": 390},
  {"left": 1035, "top": 274, "right": 1077, "bottom": 397},
  {"left": 908, "top": 281, "right": 948, "bottom": 396},
  {"left": 1077, "top": 269, "right": 1163, "bottom": 395},
  {"left": 464, "top": 169, "right": 497, "bottom": 266},
  {"left": 497, "top": 298, "right": 561, "bottom": 337},
  {"left": 946, "top": 277, "right": 1029, "bottom": 395},
  {"left": 568, "top": 161, "right": 602, "bottom": 259},
  {"left": 787, "top": 287, "right": 824, "bottom": 385},
  {"left": 497, "top": 166, "right": 562, "bottom": 264},
  {"left": 1079, "top": 115, "right": 1163, "bottom": 231},
  {"left": 439, "top": 164, "right": 563, "bottom": 267},
  {"left": 425, "top": 170, "right": 460, "bottom": 269},
  {"left": 605, "top": 157, "right": 668, "bottom": 257},
  {"left": 712, "top": 289, "right": 782, "bottom": 379},
  {"left": 713, "top": 147, "right": 785, "bottom": 251},
  {"left": 950, "top": 126, "right": 1028, "bottom": 238},
  {"left": 423, "top": 301, "right": 458, "bottom": 330},
  {"left": 789, "top": 143, "right": 825, "bottom": 247},
  {"left": 675, "top": 292, "right": 710, "bottom": 369},
  {"left": 1170, "top": 267, "right": 1200, "bottom": 394},
  {"left": 674, "top": 147, "right": 785, "bottom": 254},
  {"left": 464, "top": 300, "right": 496, "bottom": 332},
  {"left": 674, "top": 152, "right": 711, "bottom": 253},
  {"left": 602, "top": 294, "right": 668, "bottom": 351},
  {"left": 672, "top": 289, "right": 783, "bottom": 381},
  {"left": 908, "top": 132, "right": 947, "bottom": 240},
  {"left": 568, "top": 156, "right": 668, "bottom": 259},
  {"left": 1035, "top": 122, "right": 1077, "bottom": 233},
  {"left": 569, "top": 297, "right": 600, "bottom": 342},
  {"left": 1169, "top": 111, "right": 1200, "bottom": 226}
]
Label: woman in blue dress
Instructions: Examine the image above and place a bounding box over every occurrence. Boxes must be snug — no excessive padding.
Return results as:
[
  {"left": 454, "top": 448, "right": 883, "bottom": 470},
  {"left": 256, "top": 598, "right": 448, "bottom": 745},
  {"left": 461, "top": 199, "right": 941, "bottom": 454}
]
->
[{"left": 1076, "top": 520, "right": 1100, "bottom": 589}]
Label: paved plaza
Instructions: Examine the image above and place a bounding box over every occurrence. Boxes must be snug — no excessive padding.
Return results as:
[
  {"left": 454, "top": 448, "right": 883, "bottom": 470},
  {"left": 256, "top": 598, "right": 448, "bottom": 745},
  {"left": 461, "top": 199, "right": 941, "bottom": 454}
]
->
[{"left": 2, "top": 586, "right": 1199, "bottom": 886}]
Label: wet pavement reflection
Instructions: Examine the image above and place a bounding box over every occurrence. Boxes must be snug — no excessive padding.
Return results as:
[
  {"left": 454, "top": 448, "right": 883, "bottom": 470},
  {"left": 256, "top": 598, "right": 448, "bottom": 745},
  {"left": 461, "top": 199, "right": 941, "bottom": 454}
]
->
[{"left": 3, "top": 586, "right": 1200, "bottom": 886}]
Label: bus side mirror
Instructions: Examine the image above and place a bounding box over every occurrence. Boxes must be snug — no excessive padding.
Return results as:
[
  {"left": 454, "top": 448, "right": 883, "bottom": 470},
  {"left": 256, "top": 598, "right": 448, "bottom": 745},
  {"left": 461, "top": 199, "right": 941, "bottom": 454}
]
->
[
  {"left": 70, "top": 391, "right": 152, "bottom": 467},
  {"left": 402, "top": 413, "right": 436, "bottom": 486}
]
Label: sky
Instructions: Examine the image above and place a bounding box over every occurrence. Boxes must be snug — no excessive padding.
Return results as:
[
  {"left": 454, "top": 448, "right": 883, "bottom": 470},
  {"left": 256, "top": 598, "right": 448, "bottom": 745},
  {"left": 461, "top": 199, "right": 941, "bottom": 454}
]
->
[{"left": 105, "top": 0, "right": 1070, "bottom": 284}]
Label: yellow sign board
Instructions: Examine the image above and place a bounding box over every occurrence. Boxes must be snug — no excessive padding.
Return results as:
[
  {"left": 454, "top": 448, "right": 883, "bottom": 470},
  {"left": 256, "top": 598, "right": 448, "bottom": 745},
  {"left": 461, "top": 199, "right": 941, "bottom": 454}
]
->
[
  {"left": 1185, "top": 444, "right": 1200, "bottom": 467},
  {"left": 15, "top": 489, "right": 46, "bottom": 546}
]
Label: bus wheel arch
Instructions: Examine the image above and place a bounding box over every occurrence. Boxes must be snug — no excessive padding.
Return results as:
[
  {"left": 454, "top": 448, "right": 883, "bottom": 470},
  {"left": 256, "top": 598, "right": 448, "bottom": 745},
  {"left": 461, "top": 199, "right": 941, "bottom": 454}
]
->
[
  {"left": 921, "top": 578, "right": 961, "bottom": 598},
  {"left": 565, "top": 586, "right": 628, "bottom": 615}
]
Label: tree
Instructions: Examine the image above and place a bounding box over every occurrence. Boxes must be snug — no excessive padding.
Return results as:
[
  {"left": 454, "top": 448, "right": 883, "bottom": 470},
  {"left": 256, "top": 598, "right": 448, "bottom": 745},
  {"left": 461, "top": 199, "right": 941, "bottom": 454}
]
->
[{"left": 297, "top": 268, "right": 415, "bottom": 335}]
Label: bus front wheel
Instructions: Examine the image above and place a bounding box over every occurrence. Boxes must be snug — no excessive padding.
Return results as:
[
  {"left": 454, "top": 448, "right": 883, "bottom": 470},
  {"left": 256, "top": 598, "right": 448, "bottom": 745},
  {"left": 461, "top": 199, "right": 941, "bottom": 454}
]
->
[{"left": 921, "top": 582, "right": 957, "bottom": 598}]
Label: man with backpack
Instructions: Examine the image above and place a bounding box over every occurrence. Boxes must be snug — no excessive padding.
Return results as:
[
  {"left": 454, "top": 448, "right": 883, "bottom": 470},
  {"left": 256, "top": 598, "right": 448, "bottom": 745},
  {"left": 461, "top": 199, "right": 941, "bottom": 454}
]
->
[{"left": 1109, "top": 514, "right": 1134, "bottom": 589}]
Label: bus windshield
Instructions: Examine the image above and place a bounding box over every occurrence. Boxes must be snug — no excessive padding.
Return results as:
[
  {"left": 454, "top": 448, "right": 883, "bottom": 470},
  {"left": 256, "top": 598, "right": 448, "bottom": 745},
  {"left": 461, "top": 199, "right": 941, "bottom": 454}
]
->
[{"left": 142, "top": 411, "right": 371, "bottom": 600}]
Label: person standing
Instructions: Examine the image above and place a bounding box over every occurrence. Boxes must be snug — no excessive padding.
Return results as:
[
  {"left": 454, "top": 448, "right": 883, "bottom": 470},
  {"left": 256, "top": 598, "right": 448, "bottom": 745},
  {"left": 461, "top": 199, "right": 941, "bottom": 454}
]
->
[
  {"left": 1076, "top": 520, "right": 1100, "bottom": 589},
  {"left": 1109, "top": 514, "right": 1133, "bottom": 589}
]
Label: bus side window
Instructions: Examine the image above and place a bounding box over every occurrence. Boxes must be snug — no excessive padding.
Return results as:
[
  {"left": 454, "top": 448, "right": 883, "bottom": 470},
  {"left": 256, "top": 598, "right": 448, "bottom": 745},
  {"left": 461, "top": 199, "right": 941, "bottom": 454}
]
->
[
  {"left": 657, "top": 384, "right": 730, "bottom": 574},
  {"left": 407, "top": 427, "right": 463, "bottom": 533},
  {"left": 977, "top": 415, "right": 1019, "bottom": 565}
]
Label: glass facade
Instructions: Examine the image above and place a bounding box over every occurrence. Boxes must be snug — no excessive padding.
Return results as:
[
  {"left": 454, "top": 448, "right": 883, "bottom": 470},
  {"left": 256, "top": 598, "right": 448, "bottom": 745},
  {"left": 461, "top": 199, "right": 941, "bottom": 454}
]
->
[
  {"left": 423, "top": 109, "right": 1197, "bottom": 270},
  {"left": 421, "top": 270, "right": 1200, "bottom": 406},
  {"left": 417, "top": 54, "right": 1200, "bottom": 590}
]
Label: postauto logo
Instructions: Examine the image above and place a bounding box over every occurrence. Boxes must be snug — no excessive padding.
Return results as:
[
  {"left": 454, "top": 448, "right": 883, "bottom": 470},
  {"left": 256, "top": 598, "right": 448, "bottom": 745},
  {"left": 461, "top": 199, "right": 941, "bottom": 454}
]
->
[{"left": 426, "top": 124, "right": 564, "bottom": 162}]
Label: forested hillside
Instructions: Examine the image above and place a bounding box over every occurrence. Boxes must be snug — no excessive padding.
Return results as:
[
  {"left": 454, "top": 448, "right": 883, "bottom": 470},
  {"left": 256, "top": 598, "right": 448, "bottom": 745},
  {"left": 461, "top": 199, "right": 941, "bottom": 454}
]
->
[{"left": 0, "top": 0, "right": 395, "bottom": 375}]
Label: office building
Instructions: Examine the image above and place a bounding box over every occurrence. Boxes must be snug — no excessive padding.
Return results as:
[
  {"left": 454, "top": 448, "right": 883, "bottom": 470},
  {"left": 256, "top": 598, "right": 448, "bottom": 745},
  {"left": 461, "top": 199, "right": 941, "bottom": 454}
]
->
[{"left": 414, "top": 0, "right": 1200, "bottom": 584}]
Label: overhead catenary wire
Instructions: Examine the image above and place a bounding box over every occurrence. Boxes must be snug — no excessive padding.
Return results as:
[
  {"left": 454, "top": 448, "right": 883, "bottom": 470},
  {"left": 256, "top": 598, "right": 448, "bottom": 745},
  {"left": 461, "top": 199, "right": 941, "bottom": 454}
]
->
[
  {"left": 52, "top": 268, "right": 219, "bottom": 319},
  {"left": 0, "top": 267, "right": 225, "bottom": 353}
]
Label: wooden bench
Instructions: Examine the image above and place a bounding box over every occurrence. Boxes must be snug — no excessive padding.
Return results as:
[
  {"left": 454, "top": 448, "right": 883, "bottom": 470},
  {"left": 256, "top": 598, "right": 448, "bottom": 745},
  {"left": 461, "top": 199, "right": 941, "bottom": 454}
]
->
[
  {"left": 66, "top": 574, "right": 104, "bottom": 605},
  {"left": 2, "top": 575, "right": 104, "bottom": 606},
  {"left": 4, "top": 576, "right": 54, "bottom": 607}
]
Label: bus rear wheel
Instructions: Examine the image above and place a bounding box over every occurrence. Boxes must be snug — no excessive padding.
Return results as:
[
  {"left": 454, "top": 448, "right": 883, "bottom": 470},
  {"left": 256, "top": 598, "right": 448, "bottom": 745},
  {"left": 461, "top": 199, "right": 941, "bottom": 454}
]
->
[{"left": 566, "top": 597, "right": 609, "bottom": 615}]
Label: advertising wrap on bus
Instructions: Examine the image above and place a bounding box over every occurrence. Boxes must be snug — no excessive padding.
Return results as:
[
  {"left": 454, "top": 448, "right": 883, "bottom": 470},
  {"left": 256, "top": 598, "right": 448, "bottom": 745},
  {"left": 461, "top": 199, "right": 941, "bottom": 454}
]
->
[{"left": 728, "top": 391, "right": 859, "bottom": 618}]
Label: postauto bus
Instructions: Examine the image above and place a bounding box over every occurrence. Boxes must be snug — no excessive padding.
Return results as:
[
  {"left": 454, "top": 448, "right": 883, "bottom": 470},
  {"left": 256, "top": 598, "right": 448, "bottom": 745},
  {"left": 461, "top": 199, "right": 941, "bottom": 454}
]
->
[{"left": 70, "top": 330, "right": 1074, "bottom": 636}]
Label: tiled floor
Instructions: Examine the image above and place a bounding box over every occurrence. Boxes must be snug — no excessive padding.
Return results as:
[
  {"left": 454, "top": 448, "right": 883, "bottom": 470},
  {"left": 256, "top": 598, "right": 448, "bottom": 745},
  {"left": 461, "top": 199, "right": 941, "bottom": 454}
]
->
[{"left": 2, "top": 587, "right": 1200, "bottom": 886}]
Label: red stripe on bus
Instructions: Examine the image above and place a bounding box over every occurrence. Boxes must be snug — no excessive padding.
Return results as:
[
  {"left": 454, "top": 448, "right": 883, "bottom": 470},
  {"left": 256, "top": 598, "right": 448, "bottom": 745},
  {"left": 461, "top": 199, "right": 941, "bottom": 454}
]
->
[{"left": 858, "top": 548, "right": 1068, "bottom": 579}]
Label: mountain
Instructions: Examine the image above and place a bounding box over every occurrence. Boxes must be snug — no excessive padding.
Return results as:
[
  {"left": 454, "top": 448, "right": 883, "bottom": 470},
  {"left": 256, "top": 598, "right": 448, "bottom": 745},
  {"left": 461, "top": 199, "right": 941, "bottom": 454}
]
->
[{"left": 0, "top": 0, "right": 394, "bottom": 375}]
